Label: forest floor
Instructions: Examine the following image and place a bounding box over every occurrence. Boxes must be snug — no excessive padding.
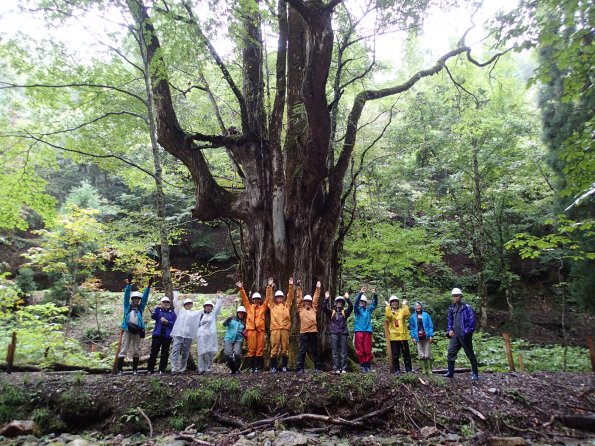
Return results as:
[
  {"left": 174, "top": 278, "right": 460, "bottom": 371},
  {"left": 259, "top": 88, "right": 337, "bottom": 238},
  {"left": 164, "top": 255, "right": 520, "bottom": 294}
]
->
[{"left": 0, "top": 367, "right": 594, "bottom": 445}]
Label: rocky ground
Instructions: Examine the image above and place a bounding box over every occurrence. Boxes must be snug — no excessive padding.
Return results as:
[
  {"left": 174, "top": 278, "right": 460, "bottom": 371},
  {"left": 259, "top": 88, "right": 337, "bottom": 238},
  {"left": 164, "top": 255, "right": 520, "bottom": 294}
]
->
[{"left": 0, "top": 367, "right": 593, "bottom": 446}]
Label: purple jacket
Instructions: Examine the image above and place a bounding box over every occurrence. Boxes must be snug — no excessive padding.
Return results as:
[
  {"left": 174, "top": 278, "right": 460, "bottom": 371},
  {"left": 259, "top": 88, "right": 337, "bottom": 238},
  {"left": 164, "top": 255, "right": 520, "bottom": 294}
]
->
[
  {"left": 323, "top": 298, "right": 353, "bottom": 335},
  {"left": 151, "top": 306, "right": 177, "bottom": 338},
  {"left": 447, "top": 302, "right": 476, "bottom": 336}
]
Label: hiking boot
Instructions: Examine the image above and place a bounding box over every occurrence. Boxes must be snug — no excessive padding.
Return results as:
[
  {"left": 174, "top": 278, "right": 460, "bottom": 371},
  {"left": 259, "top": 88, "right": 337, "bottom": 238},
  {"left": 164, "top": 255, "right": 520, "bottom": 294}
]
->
[
  {"left": 116, "top": 357, "right": 124, "bottom": 375},
  {"left": 444, "top": 360, "right": 455, "bottom": 378}
]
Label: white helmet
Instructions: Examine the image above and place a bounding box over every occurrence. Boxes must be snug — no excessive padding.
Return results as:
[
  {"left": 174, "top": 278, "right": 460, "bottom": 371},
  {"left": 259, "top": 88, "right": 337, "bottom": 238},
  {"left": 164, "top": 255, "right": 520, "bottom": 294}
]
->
[
  {"left": 183, "top": 298, "right": 193, "bottom": 305},
  {"left": 303, "top": 294, "right": 313, "bottom": 302},
  {"left": 236, "top": 306, "right": 247, "bottom": 313},
  {"left": 274, "top": 290, "right": 284, "bottom": 297},
  {"left": 334, "top": 296, "right": 345, "bottom": 303},
  {"left": 252, "top": 292, "right": 262, "bottom": 300},
  {"left": 131, "top": 291, "right": 142, "bottom": 299},
  {"left": 203, "top": 300, "right": 214, "bottom": 307},
  {"left": 360, "top": 295, "right": 368, "bottom": 303},
  {"left": 451, "top": 288, "right": 463, "bottom": 295},
  {"left": 160, "top": 297, "right": 170, "bottom": 303},
  {"left": 389, "top": 295, "right": 399, "bottom": 302}
]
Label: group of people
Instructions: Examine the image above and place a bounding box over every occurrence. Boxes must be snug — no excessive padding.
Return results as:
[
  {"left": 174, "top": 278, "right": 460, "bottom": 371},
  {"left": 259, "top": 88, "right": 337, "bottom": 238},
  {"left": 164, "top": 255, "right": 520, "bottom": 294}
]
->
[{"left": 117, "top": 275, "right": 479, "bottom": 381}]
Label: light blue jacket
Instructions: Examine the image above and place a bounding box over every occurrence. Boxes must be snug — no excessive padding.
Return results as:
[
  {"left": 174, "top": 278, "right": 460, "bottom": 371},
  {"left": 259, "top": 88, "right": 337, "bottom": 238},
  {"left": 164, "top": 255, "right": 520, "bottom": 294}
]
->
[
  {"left": 121, "top": 284, "right": 150, "bottom": 331},
  {"left": 409, "top": 302, "right": 434, "bottom": 341},
  {"left": 353, "top": 292, "right": 378, "bottom": 333},
  {"left": 223, "top": 317, "right": 245, "bottom": 342}
]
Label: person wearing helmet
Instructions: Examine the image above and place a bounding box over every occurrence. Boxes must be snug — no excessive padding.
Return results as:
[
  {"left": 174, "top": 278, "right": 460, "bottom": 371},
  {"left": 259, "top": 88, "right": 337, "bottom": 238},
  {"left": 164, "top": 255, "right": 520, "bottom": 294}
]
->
[
  {"left": 170, "top": 293, "right": 201, "bottom": 373},
  {"left": 147, "top": 295, "right": 177, "bottom": 374},
  {"left": 385, "top": 295, "right": 411, "bottom": 374},
  {"left": 266, "top": 277, "right": 294, "bottom": 372},
  {"left": 445, "top": 288, "right": 479, "bottom": 381},
  {"left": 296, "top": 280, "right": 322, "bottom": 373},
  {"left": 237, "top": 280, "right": 269, "bottom": 372},
  {"left": 323, "top": 291, "right": 353, "bottom": 374},
  {"left": 196, "top": 293, "right": 223, "bottom": 374},
  {"left": 223, "top": 306, "right": 247, "bottom": 374},
  {"left": 353, "top": 286, "right": 378, "bottom": 372},
  {"left": 409, "top": 301, "right": 434, "bottom": 375},
  {"left": 117, "top": 274, "right": 152, "bottom": 375}
]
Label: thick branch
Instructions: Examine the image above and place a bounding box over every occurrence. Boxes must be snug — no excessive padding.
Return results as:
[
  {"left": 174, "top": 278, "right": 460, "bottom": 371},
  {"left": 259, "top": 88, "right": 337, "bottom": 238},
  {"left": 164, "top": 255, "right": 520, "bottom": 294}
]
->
[
  {"left": 179, "top": 1, "right": 250, "bottom": 133},
  {"left": 330, "top": 45, "right": 469, "bottom": 201}
]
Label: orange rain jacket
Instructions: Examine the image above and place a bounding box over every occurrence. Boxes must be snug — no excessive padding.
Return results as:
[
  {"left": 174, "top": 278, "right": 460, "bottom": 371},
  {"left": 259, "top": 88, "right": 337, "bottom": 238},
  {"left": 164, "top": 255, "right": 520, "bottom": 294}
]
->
[
  {"left": 240, "top": 287, "right": 268, "bottom": 332},
  {"left": 267, "top": 282, "right": 294, "bottom": 330},
  {"left": 296, "top": 285, "right": 320, "bottom": 334}
]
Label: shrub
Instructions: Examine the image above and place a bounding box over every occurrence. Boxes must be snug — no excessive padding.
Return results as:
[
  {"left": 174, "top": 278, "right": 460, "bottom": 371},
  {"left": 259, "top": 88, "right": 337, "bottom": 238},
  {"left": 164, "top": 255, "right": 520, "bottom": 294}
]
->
[{"left": 16, "top": 267, "right": 37, "bottom": 295}]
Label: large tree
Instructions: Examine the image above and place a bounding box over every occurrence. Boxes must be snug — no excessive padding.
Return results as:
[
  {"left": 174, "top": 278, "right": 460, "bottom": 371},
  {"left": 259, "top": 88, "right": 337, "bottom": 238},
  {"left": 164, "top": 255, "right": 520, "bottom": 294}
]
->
[{"left": 124, "top": 0, "right": 510, "bottom": 294}]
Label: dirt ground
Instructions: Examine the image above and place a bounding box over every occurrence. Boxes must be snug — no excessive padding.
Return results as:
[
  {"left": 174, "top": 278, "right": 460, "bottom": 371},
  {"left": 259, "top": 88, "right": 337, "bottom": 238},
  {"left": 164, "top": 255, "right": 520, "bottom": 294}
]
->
[{"left": 1, "top": 367, "right": 594, "bottom": 445}]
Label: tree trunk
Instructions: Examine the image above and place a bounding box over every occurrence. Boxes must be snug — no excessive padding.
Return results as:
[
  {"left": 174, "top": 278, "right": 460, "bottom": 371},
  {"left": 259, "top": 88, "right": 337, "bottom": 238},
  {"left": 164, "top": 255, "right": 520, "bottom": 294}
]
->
[
  {"left": 131, "top": 1, "right": 174, "bottom": 298},
  {"left": 472, "top": 140, "right": 488, "bottom": 328}
]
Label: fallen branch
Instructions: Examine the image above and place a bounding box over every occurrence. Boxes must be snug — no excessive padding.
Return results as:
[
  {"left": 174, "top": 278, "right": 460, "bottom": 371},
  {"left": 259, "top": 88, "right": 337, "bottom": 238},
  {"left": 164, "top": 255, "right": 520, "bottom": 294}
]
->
[
  {"left": 554, "top": 415, "right": 595, "bottom": 432},
  {"left": 212, "top": 411, "right": 248, "bottom": 429},
  {"left": 466, "top": 407, "right": 487, "bottom": 421},
  {"left": 136, "top": 406, "right": 153, "bottom": 438}
]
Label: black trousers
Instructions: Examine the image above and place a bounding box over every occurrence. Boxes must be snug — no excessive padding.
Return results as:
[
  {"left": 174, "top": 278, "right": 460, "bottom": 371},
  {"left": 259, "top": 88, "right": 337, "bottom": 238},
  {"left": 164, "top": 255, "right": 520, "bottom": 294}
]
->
[
  {"left": 297, "top": 332, "right": 321, "bottom": 370},
  {"left": 147, "top": 335, "right": 172, "bottom": 372},
  {"left": 447, "top": 333, "right": 478, "bottom": 374},
  {"left": 390, "top": 340, "right": 412, "bottom": 371}
]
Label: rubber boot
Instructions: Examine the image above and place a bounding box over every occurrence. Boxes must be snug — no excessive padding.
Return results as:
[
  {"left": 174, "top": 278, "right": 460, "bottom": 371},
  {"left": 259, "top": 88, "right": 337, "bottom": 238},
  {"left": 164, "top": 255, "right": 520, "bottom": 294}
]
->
[
  {"left": 281, "top": 356, "right": 288, "bottom": 372},
  {"left": 249, "top": 357, "right": 255, "bottom": 373},
  {"left": 270, "top": 357, "right": 277, "bottom": 373},
  {"left": 257, "top": 356, "right": 263, "bottom": 372},
  {"left": 428, "top": 359, "right": 433, "bottom": 375},
  {"left": 444, "top": 360, "right": 455, "bottom": 378},
  {"left": 116, "top": 357, "right": 124, "bottom": 375},
  {"left": 132, "top": 357, "right": 139, "bottom": 375}
]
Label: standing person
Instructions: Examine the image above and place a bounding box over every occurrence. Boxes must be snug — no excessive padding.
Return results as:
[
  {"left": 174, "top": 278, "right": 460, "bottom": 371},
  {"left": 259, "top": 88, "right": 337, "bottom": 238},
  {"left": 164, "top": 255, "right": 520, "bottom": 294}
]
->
[
  {"left": 196, "top": 294, "right": 223, "bottom": 374},
  {"left": 445, "top": 288, "right": 479, "bottom": 381},
  {"left": 409, "top": 301, "right": 434, "bottom": 375},
  {"left": 267, "top": 277, "right": 294, "bottom": 372},
  {"left": 238, "top": 281, "right": 268, "bottom": 372},
  {"left": 170, "top": 293, "right": 201, "bottom": 374},
  {"left": 323, "top": 291, "right": 353, "bottom": 374},
  {"left": 296, "top": 280, "right": 322, "bottom": 373},
  {"left": 385, "top": 295, "right": 412, "bottom": 375},
  {"left": 353, "top": 287, "right": 378, "bottom": 372},
  {"left": 117, "top": 275, "right": 151, "bottom": 375},
  {"left": 223, "top": 306, "right": 247, "bottom": 374},
  {"left": 147, "top": 296, "right": 177, "bottom": 374}
]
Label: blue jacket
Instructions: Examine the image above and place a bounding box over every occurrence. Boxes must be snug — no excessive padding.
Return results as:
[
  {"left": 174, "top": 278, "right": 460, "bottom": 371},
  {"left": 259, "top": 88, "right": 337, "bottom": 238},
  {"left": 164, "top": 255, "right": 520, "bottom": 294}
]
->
[
  {"left": 121, "top": 284, "right": 150, "bottom": 331},
  {"left": 447, "top": 301, "right": 476, "bottom": 336},
  {"left": 353, "top": 292, "right": 378, "bottom": 333},
  {"left": 151, "top": 306, "right": 177, "bottom": 338},
  {"left": 409, "top": 302, "right": 434, "bottom": 341},
  {"left": 223, "top": 317, "right": 245, "bottom": 342}
]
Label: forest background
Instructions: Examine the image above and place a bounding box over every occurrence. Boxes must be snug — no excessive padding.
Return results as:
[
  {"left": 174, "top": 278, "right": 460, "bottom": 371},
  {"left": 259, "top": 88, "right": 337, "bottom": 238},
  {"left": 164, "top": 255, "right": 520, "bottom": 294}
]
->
[{"left": 0, "top": 0, "right": 593, "bottom": 373}]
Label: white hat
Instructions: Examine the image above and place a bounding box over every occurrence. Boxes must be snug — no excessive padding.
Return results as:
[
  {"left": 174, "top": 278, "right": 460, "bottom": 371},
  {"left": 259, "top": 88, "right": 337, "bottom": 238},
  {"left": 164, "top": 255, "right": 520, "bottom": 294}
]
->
[
  {"left": 274, "top": 290, "right": 284, "bottom": 297},
  {"left": 236, "top": 306, "right": 247, "bottom": 313},
  {"left": 252, "top": 292, "right": 262, "bottom": 299},
  {"left": 160, "top": 297, "right": 170, "bottom": 303},
  {"left": 183, "top": 298, "right": 193, "bottom": 305},
  {"left": 203, "top": 300, "right": 214, "bottom": 307},
  {"left": 451, "top": 288, "right": 463, "bottom": 295},
  {"left": 303, "top": 294, "right": 313, "bottom": 302},
  {"left": 389, "top": 295, "right": 399, "bottom": 302},
  {"left": 334, "top": 296, "right": 345, "bottom": 303},
  {"left": 131, "top": 291, "right": 142, "bottom": 299},
  {"left": 360, "top": 295, "right": 368, "bottom": 303}
]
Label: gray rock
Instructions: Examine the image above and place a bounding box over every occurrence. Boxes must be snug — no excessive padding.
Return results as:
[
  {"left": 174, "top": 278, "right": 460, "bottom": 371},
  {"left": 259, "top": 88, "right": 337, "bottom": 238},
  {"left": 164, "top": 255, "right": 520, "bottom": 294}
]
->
[
  {"left": 263, "top": 430, "right": 276, "bottom": 440},
  {"left": 273, "top": 431, "right": 311, "bottom": 446},
  {"left": 488, "top": 387, "right": 499, "bottom": 394},
  {"left": 445, "top": 433, "right": 461, "bottom": 442},
  {"left": 67, "top": 440, "right": 90, "bottom": 446},
  {"left": 246, "top": 432, "right": 257, "bottom": 439},
  {"left": 163, "top": 441, "right": 188, "bottom": 446},
  {"left": 233, "top": 437, "right": 256, "bottom": 446},
  {"left": 420, "top": 426, "right": 440, "bottom": 438}
]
